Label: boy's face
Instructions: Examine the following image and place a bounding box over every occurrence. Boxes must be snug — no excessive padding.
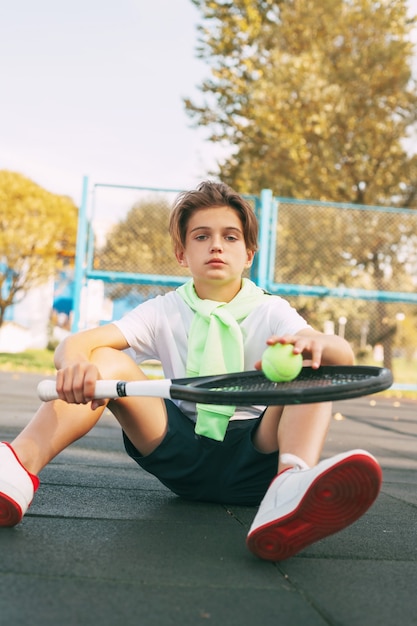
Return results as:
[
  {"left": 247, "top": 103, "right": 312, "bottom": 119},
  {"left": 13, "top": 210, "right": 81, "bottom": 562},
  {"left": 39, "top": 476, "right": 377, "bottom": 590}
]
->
[{"left": 176, "top": 206, "right": 255, "bottom": 297}]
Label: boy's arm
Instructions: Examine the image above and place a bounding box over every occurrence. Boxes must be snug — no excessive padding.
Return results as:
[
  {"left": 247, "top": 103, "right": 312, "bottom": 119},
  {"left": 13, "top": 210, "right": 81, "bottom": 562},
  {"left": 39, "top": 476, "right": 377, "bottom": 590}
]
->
[
  {"left": 54, "top": 323, "right": 128, "bottom": 368},
  {"left": 53, "top": 323, "right": 129, "bottom": 406}
]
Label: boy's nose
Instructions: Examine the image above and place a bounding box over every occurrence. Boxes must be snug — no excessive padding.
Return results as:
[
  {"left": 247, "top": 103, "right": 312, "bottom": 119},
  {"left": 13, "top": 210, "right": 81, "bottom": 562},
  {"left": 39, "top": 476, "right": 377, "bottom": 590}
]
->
[{"left": 210, "top": 237, "right": 223, "bottom": 252}]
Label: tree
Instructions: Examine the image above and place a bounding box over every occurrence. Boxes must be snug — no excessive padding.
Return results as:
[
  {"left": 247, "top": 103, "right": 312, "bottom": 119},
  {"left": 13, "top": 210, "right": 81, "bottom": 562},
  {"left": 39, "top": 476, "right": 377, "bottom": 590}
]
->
[
  {"left": 186, "top": 0, "right": 417, "bottom": 371},
  {"left": 0, "top": 171, "right": 78, "bottom": 328},
  {"left": 187, "top": 0, "right": 417, "bottom": 207},
  {"left": 96, "top": 197, "right": 189, "bottom": 302}
]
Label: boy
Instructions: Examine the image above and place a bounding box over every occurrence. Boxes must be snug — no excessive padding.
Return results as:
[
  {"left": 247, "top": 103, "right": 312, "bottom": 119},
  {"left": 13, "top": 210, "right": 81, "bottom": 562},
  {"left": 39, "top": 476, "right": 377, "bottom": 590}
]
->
[{"left": 0, "top": 181, "right": 382, "bottom": 561}]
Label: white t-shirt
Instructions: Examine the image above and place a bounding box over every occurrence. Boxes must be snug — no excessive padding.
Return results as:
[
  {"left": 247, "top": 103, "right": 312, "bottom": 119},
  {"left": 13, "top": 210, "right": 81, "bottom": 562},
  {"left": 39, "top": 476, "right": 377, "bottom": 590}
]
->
[{"left": 113, "top": 290, "right": 310, "bottom": 422}]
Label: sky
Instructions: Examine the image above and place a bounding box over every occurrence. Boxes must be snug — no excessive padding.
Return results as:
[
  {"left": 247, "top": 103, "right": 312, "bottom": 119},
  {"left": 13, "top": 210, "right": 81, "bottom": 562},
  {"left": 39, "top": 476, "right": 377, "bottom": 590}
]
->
[
  {"left": 0, "top": 0, "right": 226, "bottom": 207},
  {"left": 1, "top": 0, "right": 417, "bottom": 209}
]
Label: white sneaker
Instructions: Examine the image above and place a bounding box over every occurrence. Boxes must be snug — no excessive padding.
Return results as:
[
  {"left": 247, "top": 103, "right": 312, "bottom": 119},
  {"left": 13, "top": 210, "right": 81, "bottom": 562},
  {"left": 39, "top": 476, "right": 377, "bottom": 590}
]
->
[
  {"left": 247, "top": 449, "right": 382, "bottom": 561},
  {"left": 0, "top": 442, "right": 40, "bottom": 527}
]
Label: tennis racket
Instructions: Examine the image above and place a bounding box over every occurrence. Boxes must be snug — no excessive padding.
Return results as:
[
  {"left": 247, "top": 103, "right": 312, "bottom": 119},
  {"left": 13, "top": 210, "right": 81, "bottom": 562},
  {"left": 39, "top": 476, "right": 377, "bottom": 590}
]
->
[{"left": 37, "top": 365, "right": 392, "bottom": 405}]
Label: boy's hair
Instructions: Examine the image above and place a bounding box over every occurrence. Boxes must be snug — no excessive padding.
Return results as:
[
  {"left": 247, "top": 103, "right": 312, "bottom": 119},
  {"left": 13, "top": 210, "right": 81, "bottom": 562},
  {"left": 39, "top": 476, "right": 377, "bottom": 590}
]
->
[{"left": 169, "top": 181, "right": 259, "bottom": 254}]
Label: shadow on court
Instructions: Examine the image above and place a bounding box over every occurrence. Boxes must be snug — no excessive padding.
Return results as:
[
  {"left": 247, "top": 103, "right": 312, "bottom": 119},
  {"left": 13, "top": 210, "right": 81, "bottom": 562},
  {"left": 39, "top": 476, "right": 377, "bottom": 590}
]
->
[{"left": 0, "top": 371, "right": 416, "bottom": 626}]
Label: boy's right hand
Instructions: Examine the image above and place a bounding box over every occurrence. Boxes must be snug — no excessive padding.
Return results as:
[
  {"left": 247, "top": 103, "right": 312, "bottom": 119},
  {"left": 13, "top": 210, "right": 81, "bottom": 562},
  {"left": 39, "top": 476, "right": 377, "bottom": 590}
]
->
[{"left": 55, "top": 362, "right": 107, "bottom": 410}]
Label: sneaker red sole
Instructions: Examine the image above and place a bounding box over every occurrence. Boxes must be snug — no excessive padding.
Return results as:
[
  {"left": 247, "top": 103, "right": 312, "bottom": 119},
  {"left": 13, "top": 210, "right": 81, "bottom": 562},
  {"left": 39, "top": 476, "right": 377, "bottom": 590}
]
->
[
  {"left": 0, "top": 493, "right": 23, "bottom": 527},
  {"left": 246, "top": 454, "right": 382, "bottom": 561}
]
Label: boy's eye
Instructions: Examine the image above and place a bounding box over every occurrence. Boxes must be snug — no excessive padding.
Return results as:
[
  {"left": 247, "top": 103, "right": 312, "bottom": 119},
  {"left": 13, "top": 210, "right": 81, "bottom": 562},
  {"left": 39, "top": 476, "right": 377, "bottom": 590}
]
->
[{"left": 191, "top": 232, "right": 241, "bottom": 242}]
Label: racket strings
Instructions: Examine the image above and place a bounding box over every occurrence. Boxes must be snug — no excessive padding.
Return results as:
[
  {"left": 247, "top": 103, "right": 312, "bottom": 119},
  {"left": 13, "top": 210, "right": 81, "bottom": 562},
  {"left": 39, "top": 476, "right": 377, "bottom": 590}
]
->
[{"left": 203, "top": 371, "right": 375, "bottom": 393}]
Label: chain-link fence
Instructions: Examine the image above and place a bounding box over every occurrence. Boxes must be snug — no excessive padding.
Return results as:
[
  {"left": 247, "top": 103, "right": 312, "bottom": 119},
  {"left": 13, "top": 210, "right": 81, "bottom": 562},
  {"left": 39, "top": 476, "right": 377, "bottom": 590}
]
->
[
  {"left": 76, "top": 182, "right": 417, "bottom": 388},
  {"left": 266, "top": 199, "right": 417, "bottom": 385}
]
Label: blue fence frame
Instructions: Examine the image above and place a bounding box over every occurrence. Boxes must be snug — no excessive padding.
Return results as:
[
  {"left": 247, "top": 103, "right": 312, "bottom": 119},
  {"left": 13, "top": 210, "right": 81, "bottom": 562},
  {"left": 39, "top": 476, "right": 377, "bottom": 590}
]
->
[
  {"left": 72, "top": 177, "right": 417, "bottom": 335},
  {"left": 257, "top": 192, "right": 417, "bottom": 305}
]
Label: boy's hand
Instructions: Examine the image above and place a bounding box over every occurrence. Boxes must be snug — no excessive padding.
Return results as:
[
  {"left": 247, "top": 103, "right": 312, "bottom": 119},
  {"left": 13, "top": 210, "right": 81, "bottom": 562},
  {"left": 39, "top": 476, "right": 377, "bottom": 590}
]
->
[
  {"left": 254, "top": 330, "right": 354, "bottom": 371},
  {"left": 55, "top": 362, "right": 107, "bottom": 410},
  {"left": 254, "top": 335, "right": 313, "bottom": 371},
  {"left": 266, "top": 334, "right": 323, "bottom": 369}
]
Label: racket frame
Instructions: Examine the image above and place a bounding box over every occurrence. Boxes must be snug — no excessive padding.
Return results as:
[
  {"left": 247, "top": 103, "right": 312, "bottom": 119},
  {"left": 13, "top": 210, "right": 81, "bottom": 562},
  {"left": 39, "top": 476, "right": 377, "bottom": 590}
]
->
[{"left": 38, "top": 365, "right": 393, "bottom": 406}]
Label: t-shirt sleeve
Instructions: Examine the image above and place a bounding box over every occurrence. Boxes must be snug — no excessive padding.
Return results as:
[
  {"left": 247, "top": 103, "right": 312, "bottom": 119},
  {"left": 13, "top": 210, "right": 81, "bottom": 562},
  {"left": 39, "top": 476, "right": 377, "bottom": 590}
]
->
[
  {"left": 111, "top": 292, "right": 191, "bottom": 377},
  {"left": 269, "top": 296, "right": 311, "bottom": 336},
  {"left": 112, "top": 298, "right": 158, "bottom": 361}
]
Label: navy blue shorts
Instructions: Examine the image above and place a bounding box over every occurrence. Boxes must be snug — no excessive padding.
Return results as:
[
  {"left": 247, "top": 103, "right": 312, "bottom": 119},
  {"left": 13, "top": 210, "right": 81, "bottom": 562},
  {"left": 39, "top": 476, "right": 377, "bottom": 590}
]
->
[{"left": 123, "top": 400, "right": 279, "bottom": 506}]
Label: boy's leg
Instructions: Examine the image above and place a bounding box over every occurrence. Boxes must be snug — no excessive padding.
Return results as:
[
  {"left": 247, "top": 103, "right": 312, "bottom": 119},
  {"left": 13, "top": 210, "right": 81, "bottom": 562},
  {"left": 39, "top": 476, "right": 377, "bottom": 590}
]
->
[
  {"left": 248, "top": 402, "right": 382, "bottom": 561},
  {"left": 253, "top": 402, "right": 332, "bottom": 470},
  {"left": 11, "top": 347, "right": 168, "bottom": 474},
  {"left": 1, "top": 347, "right": 168, "bottom": 526},
  {"left": 10, "top": 400, "right": 107, "bottom": 477}
]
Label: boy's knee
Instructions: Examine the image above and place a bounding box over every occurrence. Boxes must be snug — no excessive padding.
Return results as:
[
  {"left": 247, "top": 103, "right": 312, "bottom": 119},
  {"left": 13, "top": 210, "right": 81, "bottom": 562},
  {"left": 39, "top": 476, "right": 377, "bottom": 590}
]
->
[{"left": 90, "top": 347, "right": 139, "bottom": 379}]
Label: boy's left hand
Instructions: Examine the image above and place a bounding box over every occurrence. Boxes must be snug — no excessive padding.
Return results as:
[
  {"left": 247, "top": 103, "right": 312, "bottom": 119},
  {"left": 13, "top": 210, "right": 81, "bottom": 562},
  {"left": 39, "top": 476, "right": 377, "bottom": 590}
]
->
[{"left": 255, "top": 330, "right": 354, "bottom": 371}]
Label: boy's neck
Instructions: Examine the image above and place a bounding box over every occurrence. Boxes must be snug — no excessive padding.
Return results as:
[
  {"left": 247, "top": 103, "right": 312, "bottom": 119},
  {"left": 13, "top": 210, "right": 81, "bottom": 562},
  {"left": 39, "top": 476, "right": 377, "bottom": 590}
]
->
[{"left": 193, "top": 279, "right": 243, "bottom": 303}]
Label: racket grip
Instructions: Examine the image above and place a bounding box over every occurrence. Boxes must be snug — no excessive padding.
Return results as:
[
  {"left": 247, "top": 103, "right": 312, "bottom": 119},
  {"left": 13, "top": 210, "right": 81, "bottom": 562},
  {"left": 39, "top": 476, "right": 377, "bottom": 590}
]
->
[
  {"left": 37, "top": 380, "right": 121, "bottom": 402},
  {"left": 37, "top": 380, "right": 59, "bottom": 401}
]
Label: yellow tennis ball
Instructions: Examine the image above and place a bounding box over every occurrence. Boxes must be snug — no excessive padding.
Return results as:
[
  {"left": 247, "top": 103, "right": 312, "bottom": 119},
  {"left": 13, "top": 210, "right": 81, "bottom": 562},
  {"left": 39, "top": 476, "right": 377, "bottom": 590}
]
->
[{"left": 261, "top": 343, "right": 303, "bottom": 382}]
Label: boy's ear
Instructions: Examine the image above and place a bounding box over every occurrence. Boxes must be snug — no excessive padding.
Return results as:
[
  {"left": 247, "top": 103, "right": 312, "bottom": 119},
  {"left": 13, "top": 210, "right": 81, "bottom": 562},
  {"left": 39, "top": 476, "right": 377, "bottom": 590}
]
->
[
  {"left": 176, "top": 248, "right": 188, "bottom": 267},
  {"left": 245, "top": 249, "right": 255, "bottom": 268}
]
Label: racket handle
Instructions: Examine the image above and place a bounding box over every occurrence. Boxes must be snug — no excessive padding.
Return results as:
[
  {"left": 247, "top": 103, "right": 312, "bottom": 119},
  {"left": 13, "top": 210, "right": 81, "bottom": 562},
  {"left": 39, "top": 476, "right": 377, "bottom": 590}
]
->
[
  {"left": 37, "top": 380, "right": 59, "bottom": 401},
  {"left": 37, "top": 378, "right": 173, "bottom": 402},
  {"left": 37, "top": 380, "right": 122, "bottom": 402}
]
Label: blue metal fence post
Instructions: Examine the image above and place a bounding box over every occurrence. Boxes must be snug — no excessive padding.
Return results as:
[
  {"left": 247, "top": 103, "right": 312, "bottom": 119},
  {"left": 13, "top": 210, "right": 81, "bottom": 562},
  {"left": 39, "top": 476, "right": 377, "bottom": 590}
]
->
[
  {"left": 71, "top": 176, "right": 89, "bottom": 333},
  {"left": 249, "top": 195, "right": 261, "bottom": 284},
  {"left": 257, "top": 189, "right": 273, "bottom": 290}
]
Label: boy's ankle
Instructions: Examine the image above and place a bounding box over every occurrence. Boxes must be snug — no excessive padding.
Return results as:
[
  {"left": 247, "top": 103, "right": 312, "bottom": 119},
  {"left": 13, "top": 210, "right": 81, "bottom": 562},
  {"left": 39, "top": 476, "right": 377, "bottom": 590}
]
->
[{"left": 278, "top": 453, "right": 310, "bottom": 474}]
